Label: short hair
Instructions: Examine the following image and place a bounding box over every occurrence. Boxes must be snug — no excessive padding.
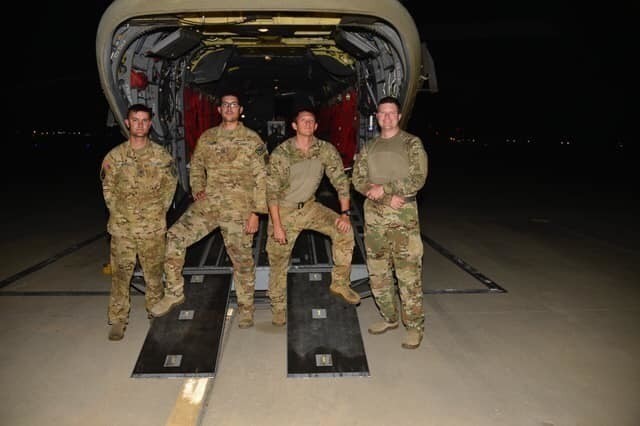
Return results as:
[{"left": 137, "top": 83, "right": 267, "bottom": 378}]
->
[
  {"left": 377, "top": 96, "right": 402, "bottom": 113},
  {"left": 218, "top": 91, "right": 243, "bottom": 106},
  {"left": 293, "top": 107, "right": 317, "bottom": 121},
  {"left": 127, "top": 103, "right": 153, "bottom": 118}
]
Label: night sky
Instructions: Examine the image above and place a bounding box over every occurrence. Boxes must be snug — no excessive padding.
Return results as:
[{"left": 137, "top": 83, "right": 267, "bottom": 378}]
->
[
  {"left": 11, "top": 1, "right": 634, "bottom": 149},
  {"left": 404, "top": 2, "right": 633, "bottom": 148}
]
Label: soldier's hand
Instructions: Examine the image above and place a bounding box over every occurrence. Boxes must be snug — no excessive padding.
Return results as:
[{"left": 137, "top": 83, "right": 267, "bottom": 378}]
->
[
  {"left": 245, "top": 213, "right": 259, "bottom": 234},
  {"left": 194, "top": 191, "right": 206, "bottom": 201},
  {"left": 273, "top": 225, "right": 287, "bottom": 245},
  {"left": 366, "top": 183, "right": 384, "bottom": 201},
  {"left": 335, "top": 215, "right": 352, "bottom": 233},
  {"left": 390, "top": 195, "right": 406, "bottom": 209}
]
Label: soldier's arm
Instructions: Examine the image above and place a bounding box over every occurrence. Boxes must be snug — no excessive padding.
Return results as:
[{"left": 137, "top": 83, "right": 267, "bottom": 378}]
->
[
  {"left": 266, "top": 148, "right": 287, "bottom": 208},
  {"left": 382, "top": 137, "right": 428, "bottom": 196},
  {"left": 251, "top": 141, "right": 269, "bottom": 214},
  {"left": 189, "top": 139, "right": 207, "bottom": 195},
  {"left": 351, "top": 146, "right": 369, "bottom": 196},
  {"left": 161, "top": 154, "right": 178, "bottom": 211},
  {"left": 268, "top": 203, "right": 287, "bottom": 244},
  {"left": 323, "top": 143, "right": 351, "bottom": 201},
  {"left": 100, "top": 151, "right": 117, "bottom": 211}
]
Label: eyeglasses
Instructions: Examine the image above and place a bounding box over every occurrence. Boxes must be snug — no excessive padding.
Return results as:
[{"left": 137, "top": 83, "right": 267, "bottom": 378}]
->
[{"left": 221, "top": 102, "right": 240, "bottom": 109}]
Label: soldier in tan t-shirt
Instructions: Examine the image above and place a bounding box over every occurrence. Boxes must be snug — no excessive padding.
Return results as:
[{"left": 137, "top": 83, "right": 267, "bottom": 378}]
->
[
  {"left": 266, "top": 108, "right": 360, "bottom": 326},
  {"left": 100, "top": 104, "right": 178, "bottom": 341},
  {"left": 352, "top": 96, "right": 428, "bottom": 349}
]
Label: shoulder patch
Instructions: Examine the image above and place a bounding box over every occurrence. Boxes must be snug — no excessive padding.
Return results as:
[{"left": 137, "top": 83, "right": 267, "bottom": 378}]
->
[{"left": 255, "top": 144, "right": 267, "bottom": 156}]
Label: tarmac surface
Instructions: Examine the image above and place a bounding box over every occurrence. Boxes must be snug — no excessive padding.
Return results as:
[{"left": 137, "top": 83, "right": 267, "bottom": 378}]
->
[{"left": 1, "top": 142, "right": 638, "bottom": 425}]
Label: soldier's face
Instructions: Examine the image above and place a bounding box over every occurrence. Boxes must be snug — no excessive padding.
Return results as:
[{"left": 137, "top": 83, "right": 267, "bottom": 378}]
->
[
  {"left": 376, "top": 103, "right": 401, "bottom": 131},
  {"left": 218, "top": 95, "right": 243, "bottom": 123},
  {"left": 125, "top": 111, "right": 152, "bottom": 137},
  {"left": 292, "top": 112, "right": 317, "bottom": 136}
]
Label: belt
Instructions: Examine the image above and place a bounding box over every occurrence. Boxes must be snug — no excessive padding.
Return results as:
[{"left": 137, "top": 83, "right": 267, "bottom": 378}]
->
[
  {"left": 404, "top": 195, "right": 417, "bottom": 202},
  {"left": 280, "top": 197, "right": 315, "bottom": 209}
]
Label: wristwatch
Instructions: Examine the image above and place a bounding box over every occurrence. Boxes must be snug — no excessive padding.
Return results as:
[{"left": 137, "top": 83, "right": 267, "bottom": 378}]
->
[{"left": 340, "top": 209, "right": 351, "bottom": 216}]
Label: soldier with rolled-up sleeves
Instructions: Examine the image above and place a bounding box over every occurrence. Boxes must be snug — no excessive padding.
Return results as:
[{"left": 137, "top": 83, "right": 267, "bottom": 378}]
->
[
  {"left": 150, "top": 93, "right": 268, "bottom": 329},
  {"left": 266, "top": 108, "right": 360, "bottom": 327},
  {"left": 101, "top": 103, "right": 178, "bottom": 341}
]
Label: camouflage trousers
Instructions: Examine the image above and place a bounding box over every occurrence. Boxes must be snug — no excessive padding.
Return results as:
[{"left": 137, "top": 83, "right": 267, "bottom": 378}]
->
[
  {"left": 363, "top": 200, "right": 424, "bottom": 334},
  {"left": 266, "top": 201, "right": 354, "bottom": 312},
  {"left": 108, "top": 234, "right": 165, "bottom": 323},
  {"left": 164, "top": 200, "right": 256, "bottom": 311}
]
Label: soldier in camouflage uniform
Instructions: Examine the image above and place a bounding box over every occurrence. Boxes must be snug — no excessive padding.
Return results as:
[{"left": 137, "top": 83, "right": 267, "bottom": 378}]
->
[
  {"left": 267, "top": 109, "right": 359, "bottom": 326},
  {"left": 352, "top": 96, "right": 428, "bottom": 349},
  {"left": 100, "top": 104, "right": 178, "bottom": 341},
  {"left": 150, "top": 93, "right": 268, "bottom": 329}
]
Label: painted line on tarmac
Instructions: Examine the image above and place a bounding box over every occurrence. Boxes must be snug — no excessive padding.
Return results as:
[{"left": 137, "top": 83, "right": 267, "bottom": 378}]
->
[
  {"left": 165, "top": 378, "right": 212, "bottom": 426},
  {"left": 164, "top": 308, "right": 234, "bottom": 425},
  {"left": 421, "top": 233, "right": 507, "bottom": 294},
  {"left": 0, "top": 232, "right": 107, "bottom": 289}
]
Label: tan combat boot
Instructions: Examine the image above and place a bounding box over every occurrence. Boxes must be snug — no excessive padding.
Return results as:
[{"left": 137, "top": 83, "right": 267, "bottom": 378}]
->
[
  {"left": 401, "top": 329, "right": 423, "bottom": 349},
  {"left": 108, "top": 322, "right": 126, "bottom": 341},
  {"left": 367, "top": 320, "right": 399, "bottom": 335},
  {"left": 272, "top": 310, "right": 286, "bottom": 326},
  {"left": 149, "top": 294, "right": 185, "bottom": 318},
  {"left": 238, "top": 308, "right": 254, "bottom": 329},
  {"left": 329, "top": 284, "right": 360, "bottom": 305}
]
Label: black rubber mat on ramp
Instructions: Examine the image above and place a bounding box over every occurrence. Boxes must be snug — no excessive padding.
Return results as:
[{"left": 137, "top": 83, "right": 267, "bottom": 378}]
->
[
  {"left": 131, "top": 274, "right": 231, "bottom": 378},
  {"left": 287, "top": 271, "right": 370, "bottom": 377}
]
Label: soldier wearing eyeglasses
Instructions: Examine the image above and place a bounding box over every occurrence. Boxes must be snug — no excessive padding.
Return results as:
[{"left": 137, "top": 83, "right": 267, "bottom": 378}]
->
[
  {"left": 352, "top": 96, "right": 428, "bottom": 349},
  {"left": 150, "top": 93, "right": 268, "bottom": 329}
]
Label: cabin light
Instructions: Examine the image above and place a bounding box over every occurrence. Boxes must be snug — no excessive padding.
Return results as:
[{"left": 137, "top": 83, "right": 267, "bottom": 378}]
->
[
  {"left": 258, "top": 28, "right": 269, "bottom": 33},
  {"left": 264, "top": 55, "right": 272, "bottom": 61}
]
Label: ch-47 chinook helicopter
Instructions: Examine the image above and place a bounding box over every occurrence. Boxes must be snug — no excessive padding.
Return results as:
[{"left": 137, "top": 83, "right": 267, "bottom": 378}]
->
[
  {"left": 96, "top": 0, "right": 438, "bottom": 192},
  {"left": 96, "top": 0, "right": 438, "bottom": 285},
  {"left": 96, "top": 0, "right": 439, "bottom": 291},
  {"left": 97, "top": 0, "right": 438, "bottom": 378}
]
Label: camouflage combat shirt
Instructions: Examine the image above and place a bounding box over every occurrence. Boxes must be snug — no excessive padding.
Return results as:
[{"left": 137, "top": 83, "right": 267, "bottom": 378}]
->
[
  {"left": 352, "top": 130, "right": 428, "bottom": 198},
  {"left": 101, "top": 140, "right": 178, "bottom": 237},
  {"left": 267, "top": 137, "right": 350, "bottom": 207},
  {"left": 190, "top": 122, "right": 268, "bottom": 216}
]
